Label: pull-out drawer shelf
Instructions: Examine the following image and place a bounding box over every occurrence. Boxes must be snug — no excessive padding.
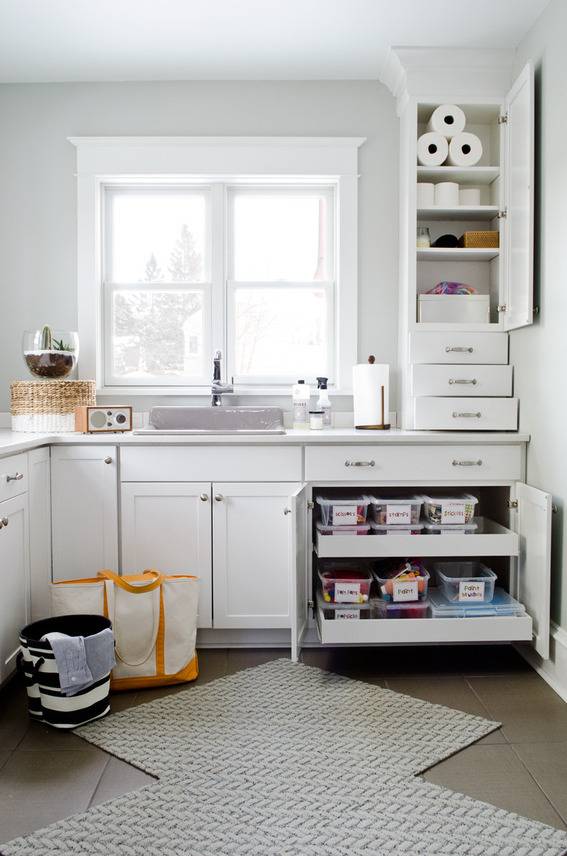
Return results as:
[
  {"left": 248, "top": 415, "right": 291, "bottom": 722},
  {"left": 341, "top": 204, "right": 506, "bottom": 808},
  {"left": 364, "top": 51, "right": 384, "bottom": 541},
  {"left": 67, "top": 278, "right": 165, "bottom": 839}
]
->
[
  {"left": 316, "top": 608, "right": 532, "bottom": 645},
  {"left": 315, "top": 518, "right": 518, "bottom": 559},
  {"left": 414, "top": 397, "right": 518, "bottom": 431}
]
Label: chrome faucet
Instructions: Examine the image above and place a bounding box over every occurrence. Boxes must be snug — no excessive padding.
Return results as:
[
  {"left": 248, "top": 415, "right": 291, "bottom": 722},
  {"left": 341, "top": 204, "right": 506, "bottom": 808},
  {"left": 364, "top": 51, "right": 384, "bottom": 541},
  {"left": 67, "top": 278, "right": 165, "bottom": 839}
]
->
[{"left": 211, "top": 350, "right": 233, "bottom": 406}]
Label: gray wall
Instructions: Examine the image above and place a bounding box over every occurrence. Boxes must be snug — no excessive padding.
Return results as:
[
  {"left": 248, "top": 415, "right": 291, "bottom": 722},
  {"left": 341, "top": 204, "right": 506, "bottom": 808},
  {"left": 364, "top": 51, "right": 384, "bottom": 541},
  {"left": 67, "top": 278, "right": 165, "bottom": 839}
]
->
[
  {"left": 0, "top": 81, "right": 399, "bottom": 413},
  {"left": 513, "top": 0, "right": 567, "bottom": 629}
]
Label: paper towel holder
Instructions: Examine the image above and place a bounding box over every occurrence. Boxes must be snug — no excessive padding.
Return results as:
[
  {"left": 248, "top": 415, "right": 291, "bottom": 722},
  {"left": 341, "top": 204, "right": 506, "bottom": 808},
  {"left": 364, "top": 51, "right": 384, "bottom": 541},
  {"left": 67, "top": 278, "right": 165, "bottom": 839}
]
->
[{"left": 355, "top": 355, "right": 391, "bottom": 431}]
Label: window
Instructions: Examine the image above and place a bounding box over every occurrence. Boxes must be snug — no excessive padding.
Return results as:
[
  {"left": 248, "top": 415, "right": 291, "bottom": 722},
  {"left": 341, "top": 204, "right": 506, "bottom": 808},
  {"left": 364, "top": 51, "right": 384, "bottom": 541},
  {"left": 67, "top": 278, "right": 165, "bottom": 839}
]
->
[{"left": 73, "top": 137, "right": 362, "bottom": 393}]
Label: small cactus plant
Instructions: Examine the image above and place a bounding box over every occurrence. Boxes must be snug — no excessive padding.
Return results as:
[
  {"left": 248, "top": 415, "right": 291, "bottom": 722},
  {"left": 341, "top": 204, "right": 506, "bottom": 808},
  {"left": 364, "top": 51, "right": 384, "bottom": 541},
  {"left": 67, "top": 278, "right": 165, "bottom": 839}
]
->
[{"left": 23, "top": 326, "right": 78, "bottom": 378}]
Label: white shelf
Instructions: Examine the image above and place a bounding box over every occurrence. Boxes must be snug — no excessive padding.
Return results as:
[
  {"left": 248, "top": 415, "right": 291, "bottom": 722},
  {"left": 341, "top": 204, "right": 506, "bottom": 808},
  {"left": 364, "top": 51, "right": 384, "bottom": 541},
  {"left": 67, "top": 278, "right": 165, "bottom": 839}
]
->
[
  {"left": 417, "top": 247, "right": 499, "bottom": 262},
  {"left": 418, "top": 206, "right": 499, "bottom": 221},
  {"left": 316, "top": 608, "right": 532, "bottom": 645},
  {"left": 315, "top": 518, "right": 518, "bottom": 559},
  {"left": 417, "top": 166, "right": 500, "bottom": 185}
]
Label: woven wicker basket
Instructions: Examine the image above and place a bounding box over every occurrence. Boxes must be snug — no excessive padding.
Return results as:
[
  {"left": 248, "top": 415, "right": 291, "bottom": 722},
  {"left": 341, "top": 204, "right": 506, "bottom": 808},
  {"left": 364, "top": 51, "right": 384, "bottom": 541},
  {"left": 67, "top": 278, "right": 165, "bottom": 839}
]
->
[
  {"left": 10, "top": 380, "right": 96, "bottom": 433},
  {"left": 459, "top": 231, "right": 499, "bottom": 249}
]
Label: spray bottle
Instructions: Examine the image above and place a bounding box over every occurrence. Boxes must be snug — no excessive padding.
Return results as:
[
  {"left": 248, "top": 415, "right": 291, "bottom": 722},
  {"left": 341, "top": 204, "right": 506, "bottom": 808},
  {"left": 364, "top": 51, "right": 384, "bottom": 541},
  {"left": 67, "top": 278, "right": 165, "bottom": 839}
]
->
[{"left": 316, "top": 377, "right": 332, "bottom": 428}]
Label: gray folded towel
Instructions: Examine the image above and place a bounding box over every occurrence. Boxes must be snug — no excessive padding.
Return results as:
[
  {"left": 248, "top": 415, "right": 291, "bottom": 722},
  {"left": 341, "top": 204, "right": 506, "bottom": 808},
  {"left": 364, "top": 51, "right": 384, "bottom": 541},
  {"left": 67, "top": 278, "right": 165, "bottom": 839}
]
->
[{"left": 41, "top": 629, "right": 115, "bottom": 697}]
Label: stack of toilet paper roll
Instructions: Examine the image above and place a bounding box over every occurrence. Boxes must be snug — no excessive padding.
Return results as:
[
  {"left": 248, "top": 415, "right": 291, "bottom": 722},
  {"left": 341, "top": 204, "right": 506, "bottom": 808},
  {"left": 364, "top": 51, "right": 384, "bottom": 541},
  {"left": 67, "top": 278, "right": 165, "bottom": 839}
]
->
[
  {"left": 417, "top": 104, "right": 483, "bottom": 167},
  {"left": 417, "top": 182, "right": 482, "bottom": 208}
]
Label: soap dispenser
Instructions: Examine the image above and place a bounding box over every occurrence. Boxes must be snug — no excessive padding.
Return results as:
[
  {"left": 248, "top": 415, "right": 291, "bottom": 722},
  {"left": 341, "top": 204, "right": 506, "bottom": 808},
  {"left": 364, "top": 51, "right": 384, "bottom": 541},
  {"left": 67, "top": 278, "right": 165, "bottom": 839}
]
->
[{"left": 316, "top": 377, "right": 332, "bottom": 428}]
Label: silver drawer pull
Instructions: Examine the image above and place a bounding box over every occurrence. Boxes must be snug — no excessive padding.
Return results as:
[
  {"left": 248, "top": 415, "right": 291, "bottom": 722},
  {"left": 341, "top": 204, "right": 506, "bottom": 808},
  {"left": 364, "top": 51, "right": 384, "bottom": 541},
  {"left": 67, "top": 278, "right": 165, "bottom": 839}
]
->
[
  {"left": 6, "top": 472, "right": 24, "bottom": 482},
  {"left": 0, "top": 517, "right": 8, "bottom": 528},
  {"left": 449, "top": 379, "right": 477, "bottom": 385},
  {"left": 345, "top": 460, "right": 375, "bottom": 468},
  {"left": 452, "top": 412, "right": 482, "bottom": 419},
  {"left": 452, "top": 459, "right": 483, "bottom": 467},
  {"left": 445, "top": 346, "right": 473, "bottom": 353}
]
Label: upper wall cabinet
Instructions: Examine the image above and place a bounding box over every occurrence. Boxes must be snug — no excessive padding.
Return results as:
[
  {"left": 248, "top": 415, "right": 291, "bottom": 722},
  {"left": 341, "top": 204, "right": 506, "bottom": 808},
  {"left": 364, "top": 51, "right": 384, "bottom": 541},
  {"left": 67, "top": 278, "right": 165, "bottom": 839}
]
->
[{"left": 405, "top": 63, "right": 534, "bottom": 333}]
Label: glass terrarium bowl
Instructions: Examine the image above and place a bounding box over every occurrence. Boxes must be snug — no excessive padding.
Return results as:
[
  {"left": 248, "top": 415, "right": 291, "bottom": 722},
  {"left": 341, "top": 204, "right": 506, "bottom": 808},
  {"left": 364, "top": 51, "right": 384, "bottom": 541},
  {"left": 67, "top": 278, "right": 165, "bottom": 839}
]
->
[{"left": 22, "top": 329, "right": 79, "bottom": 379}]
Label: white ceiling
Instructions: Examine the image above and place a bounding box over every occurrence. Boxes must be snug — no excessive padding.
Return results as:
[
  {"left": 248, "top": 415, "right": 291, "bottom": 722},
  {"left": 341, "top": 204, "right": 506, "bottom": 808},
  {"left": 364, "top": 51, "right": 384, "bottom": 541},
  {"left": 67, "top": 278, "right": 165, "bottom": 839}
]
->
[{"left": 0, "top": 0, "right": 550, "bottom": 83}]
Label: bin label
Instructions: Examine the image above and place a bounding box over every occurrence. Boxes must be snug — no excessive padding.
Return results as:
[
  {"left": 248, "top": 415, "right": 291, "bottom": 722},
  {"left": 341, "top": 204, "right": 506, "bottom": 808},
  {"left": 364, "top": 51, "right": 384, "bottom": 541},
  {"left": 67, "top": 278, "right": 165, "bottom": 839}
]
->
[
  {"left": 386, "top": 504, "right": 411, "bottom": 525},
  {"left": 334, "top": 582, "right": 361, "bottom": 603},
  {"left": 332, "top": 505, "right": 358, "bottom": 526},
  {"left": 441, "top": 503, "right": 466, "bottom": 524},
  {"left": 335, "top": 609, "right": 360, "bottom": 620},
  {"left": 393, "top": 580, "right": 419, "bottom": 602},
  {"left": 458, "top": 580, "right": 485, "bottom": 601}
]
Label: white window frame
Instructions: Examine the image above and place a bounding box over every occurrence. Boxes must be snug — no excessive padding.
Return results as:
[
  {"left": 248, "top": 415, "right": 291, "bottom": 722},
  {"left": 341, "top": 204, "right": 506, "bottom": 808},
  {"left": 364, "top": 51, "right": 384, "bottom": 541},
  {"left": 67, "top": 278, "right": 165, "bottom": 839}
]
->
[{"left": 70, "top": 136, "right": 364, "bottom": 395}]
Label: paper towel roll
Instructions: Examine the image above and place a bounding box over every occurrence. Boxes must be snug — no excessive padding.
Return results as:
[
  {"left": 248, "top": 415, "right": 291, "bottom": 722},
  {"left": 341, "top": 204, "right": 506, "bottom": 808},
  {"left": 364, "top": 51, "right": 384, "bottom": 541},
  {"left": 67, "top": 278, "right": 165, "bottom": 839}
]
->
[
  {"left": 434, "top": 182, "right": 460, "bottom": 207},
  {"left": 447, "top": 132, "right": 483, "bottom": 167},
  {"left": 416, "top": 183, "right": 435, "bottom": 207},
  {"left": 417, "top": 132, "right": 449, "bottom": 166},
  {"left": 353, "top": 361, "right": 390, "bottom": 429},
  {"left": 427, "top": 104, "right": 466, "bottom": 139},
  {"left": 459, "top": 187, "right": 481, "bottom": 206}
]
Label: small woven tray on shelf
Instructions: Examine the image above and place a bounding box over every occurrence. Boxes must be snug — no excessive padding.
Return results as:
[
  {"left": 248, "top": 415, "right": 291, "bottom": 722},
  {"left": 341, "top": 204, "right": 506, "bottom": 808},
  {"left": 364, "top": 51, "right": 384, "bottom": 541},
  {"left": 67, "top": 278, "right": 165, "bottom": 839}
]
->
[
  {"left": 10, "top": 380, "right": 96, "bottom": 432},
  {"left": 458, "top": 230, "right": 499, "bottom": 249}
]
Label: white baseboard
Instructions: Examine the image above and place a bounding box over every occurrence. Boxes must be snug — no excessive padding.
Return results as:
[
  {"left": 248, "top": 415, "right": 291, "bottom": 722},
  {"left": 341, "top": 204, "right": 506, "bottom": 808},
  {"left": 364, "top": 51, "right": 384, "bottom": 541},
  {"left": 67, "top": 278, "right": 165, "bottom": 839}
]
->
[{"left": 517, "top": 623, "right": 567, "bottom": 703}]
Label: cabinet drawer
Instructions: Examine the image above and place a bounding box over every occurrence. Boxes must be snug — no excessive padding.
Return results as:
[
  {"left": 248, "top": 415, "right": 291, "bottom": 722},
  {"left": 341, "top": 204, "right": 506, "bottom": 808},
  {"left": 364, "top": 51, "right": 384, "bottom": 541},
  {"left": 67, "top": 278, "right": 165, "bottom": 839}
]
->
[
  {"left": 121, "top": 446, "right": 302, "bottom": 482},
  {"left": 305, "top": 444, "right": 522, "bottom": 482},
  {"left": 411, "top": 331, "right": 509, "bottom": 365},
  {"left": 414, "top": 397, "right": 518, "bottom": 431},
  {"left": 412, "top": 364, "right": 513, "bottom": 397},
  {"left": 0, "top": 453, "right": 28, "bottom": 502}
]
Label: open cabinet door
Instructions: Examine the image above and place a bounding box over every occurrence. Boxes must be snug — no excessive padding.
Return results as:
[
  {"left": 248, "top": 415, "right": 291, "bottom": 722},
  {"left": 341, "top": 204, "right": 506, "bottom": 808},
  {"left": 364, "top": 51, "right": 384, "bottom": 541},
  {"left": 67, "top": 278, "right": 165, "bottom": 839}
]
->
[
  {"left": 503, "top": 62, "right": 534, "bottom": 331},
  {"left": 516, "top": 483, "right": 552, "bottom": 659},
  {"left": 290, "top": 484, "right": 308, "bottom": 662}
]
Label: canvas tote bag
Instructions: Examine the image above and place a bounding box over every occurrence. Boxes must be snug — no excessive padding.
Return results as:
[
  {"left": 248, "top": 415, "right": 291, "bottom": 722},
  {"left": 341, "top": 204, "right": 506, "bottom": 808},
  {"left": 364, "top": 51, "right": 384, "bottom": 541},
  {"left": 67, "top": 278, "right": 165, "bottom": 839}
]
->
[{"left": 51, "top": 570, "right": 199, "bottom": 691}]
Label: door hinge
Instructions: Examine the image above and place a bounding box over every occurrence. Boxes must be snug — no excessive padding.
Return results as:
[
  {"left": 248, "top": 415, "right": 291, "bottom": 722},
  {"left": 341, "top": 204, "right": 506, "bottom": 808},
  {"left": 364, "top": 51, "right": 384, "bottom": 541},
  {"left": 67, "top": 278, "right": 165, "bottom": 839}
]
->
[
  {"left": 308, "top": 599, "right": 314, "bottom": 609},
  {"left": 497, "top": 208, "right": 508, "bottom": 219},
  {"left": 534, "top": 305, "right": 540, "bottom": 316},
  {"left": 307, "top": 500, "right": 315, "bottom": 511},
  {"left": 497, "top": 304, "right": 508, "bottom": 313},
  {"left": 498, "top": 114, "right": 508, "bottom": 124},
  {"left": 508, "top": 499, "right": 519, "bottom": 509}
]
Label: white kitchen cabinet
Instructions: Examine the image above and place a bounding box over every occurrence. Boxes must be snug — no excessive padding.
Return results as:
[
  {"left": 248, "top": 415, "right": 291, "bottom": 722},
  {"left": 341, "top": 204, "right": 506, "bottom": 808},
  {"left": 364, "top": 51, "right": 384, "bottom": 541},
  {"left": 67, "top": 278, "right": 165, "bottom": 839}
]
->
[
  {"left": 121, "top": 482, "right": 213, "bottom": 628},
  {"left": 28, "top": 447, "right": 52, "bottom": 621},
  {"left": 0, "top": 492, "right": 30, "bottom": 684},
  {"left": 51, "top": 446, "right": 118, "bottom": 581},
  {"left": 212, "top": 482, "right": 305, "bottom": 629}
]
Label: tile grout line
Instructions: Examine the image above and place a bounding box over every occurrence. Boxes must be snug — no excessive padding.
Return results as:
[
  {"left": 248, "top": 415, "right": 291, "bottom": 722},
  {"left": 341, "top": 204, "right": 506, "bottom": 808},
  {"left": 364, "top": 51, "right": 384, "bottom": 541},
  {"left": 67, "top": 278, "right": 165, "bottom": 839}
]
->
[
  {"left": 86, "top": 754, "right": 112, "bottom": 810},
  {"left": 507, "top": 742, "right": 567, "bottom": 828},
  {"left": 464, "top": 677, "right": 510, "bottom": 743}
]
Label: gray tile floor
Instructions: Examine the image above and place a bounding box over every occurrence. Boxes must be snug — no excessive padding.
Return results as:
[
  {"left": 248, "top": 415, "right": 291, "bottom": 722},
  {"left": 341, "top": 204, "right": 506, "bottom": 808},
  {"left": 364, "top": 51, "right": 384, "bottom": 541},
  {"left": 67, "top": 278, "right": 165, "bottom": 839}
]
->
[{"left": 1, "top": 645, "right": 567, "bottom": 844}]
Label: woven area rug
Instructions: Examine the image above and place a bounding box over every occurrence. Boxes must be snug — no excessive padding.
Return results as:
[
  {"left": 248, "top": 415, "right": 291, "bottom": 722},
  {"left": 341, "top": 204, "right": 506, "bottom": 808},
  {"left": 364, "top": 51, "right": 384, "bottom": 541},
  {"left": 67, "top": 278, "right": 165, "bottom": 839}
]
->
[{"left": 3, "top": 659, "right": 567, "bottom": 856}]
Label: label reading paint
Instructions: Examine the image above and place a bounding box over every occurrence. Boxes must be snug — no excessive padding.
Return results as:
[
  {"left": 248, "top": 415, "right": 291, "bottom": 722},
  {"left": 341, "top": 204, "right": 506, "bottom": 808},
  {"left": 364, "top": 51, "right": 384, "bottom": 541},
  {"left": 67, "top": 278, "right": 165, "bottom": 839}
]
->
[
  {"left": 332, "top": 505, "right": 358, "bottom": 526},
  {"left": 440, "top": 502, "right": 466, "bottom": 525},
  {"left": 393, "top": 580, "right": 419, "bottom": 602},
  {"left": 386, "top": 504, "right": 411, "bottom": 525},
  {"left": 335, "top": 609, "right": 360, "bottom": 621},
  {"left": 458, "top": 580, "right": 485, "bottom": 602},
  {"left": 334, "top": 582, "right": 361, "bottom": 603}
]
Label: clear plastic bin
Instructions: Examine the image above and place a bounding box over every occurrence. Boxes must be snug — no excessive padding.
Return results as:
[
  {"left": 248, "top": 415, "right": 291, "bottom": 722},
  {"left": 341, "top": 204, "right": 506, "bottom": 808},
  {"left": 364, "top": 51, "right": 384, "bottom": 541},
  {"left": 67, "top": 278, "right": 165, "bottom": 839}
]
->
[
  {"left": 434, "top": 561, "right": 497, "bottom": 603},
  {"left": 370, "top": 522, "right": 424, "bottom": 536},
  {"left": 373, "top": 560, "right": 430, "bottom": 602},
  {"left": 369, "top": 495, "right": 423, "bottom": 525},
  {"left": 422, "top": 493, "right": 478, "bottom": 525},
  {"left": 429, "top": 588, "right": 525, "bottom": 618},
  {"left": 375, "top": 600, "right": 429, "bottom": 619},
  {"left": 316, "top": 522, "right": 370, "bottom": 536},
  {"left": 317, "top": 593, "right": 377, "bottom": 620},
  {"left": 423, "top": 521, "right": 478, "bottom": 535},
  {"left": 315, "top": 495, "right": 372, "bottom": 526},
  {"left": 318, "top": 568, "right": 373, "bottom": 603}
]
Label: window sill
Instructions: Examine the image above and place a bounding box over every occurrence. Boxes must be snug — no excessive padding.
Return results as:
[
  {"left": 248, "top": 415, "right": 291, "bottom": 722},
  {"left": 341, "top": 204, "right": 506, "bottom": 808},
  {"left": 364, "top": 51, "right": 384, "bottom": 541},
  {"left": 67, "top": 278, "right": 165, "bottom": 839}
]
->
[{"left": 95, "top": 386, "right": 353, "bottom": 397}]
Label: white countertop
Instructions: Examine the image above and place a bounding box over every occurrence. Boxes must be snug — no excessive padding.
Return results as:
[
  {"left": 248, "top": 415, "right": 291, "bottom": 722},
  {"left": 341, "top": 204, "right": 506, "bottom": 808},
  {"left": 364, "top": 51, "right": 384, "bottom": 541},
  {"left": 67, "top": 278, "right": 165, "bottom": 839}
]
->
[{"left": 0, "top": 427, "right": 530, "bottom": 459}]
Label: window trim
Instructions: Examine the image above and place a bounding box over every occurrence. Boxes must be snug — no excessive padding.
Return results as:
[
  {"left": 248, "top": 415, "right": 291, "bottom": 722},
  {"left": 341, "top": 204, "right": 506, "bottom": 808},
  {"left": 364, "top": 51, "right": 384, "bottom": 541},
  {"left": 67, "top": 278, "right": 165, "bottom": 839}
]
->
[{"left": 71, "top": 136, "right": 364, "bottom": 395}]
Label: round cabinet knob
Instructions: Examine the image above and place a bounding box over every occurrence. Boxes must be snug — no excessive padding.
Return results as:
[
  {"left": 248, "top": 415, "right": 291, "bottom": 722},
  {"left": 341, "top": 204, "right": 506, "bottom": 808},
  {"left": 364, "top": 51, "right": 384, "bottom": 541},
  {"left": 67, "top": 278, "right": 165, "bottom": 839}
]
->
[
  {"left": 1, "top": 517, "right": 8, "bottom": 527},
  {"left": 214, "top": 494, "right": 224, "bottom": 502},
  {"left": 284, "top": 507, "right": 292, "bottom": 515},
  {"left": 200, "top": 493, "right": 209, "bottom": 502},
  {"left": 104, "top": 457, "right": 113, "bottom": 464}
]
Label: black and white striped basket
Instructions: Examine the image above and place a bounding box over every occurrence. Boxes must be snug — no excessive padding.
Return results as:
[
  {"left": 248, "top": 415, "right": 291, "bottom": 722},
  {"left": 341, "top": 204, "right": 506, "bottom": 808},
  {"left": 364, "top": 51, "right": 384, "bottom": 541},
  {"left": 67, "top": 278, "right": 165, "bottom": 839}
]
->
[{"left": 19, "top": 614, "right": 112, "bottom": 729}]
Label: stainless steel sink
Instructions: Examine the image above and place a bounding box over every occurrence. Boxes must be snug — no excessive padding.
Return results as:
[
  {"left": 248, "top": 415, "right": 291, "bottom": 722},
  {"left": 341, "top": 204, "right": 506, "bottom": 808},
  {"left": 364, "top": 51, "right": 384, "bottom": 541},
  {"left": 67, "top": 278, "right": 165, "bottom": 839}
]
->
[{"left": 134, "top": 406, "right": 286, "bottom": 435}]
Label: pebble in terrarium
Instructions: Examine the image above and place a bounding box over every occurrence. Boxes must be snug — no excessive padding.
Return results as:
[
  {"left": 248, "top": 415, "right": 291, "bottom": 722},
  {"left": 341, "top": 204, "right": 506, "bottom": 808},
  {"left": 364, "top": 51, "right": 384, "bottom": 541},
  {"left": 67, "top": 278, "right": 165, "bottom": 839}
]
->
[{"left": 23, "top": 325, "right": 79, "bottom": 379}]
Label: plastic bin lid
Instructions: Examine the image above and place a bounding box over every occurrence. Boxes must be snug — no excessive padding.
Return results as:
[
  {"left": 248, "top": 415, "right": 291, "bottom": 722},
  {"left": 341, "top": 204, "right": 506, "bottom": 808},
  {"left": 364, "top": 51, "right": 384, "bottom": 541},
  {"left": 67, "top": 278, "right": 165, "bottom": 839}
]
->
[
  {"left": 429, "top": 588, "right": 526, "bottom": 617},
  {"left": 422, "top": 493, "right": 478, "bottom": 504},
  {"left": 317, "top": 592, "right": 375, "bottom": 611},
  {"left": 373, "top": 565, "right": 430, "bottom": 583},
  {"left": 319, "top": 569, "right": 372, "bottom": 583},
  {"left": 376, "top": 599, "right": 429, "bottom": 614},
  {"left": 423, "top": 521, "right": 478, "bottom": 532},
  {"left": 315, "top": 495, "right": 372, "bottom": 506},
  {"left": 435, "top": 562, "right": 497, "bottom": 581},
  {"left": 369, "top": 495, "right": 423, "bottom": 504}
]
